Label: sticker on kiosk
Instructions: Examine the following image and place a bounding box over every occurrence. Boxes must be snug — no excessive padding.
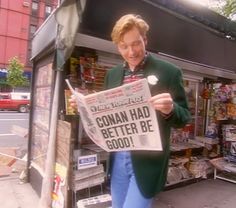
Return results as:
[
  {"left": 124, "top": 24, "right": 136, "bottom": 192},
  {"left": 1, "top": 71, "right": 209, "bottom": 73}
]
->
[{"left": 77, "top": 154, "right": 97, "bottom": 169}]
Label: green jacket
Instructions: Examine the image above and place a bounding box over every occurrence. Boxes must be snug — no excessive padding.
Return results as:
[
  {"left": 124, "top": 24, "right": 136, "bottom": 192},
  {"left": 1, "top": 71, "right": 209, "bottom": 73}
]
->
[{"left": 104, "top": 54, "right": 191, "bottom": 198}]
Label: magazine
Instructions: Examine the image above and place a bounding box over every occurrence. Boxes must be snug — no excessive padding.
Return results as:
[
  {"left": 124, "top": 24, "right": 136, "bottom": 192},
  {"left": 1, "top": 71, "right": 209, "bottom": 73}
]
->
[{"left": 66, "top": 78, "right": 162, "bottom": 152}]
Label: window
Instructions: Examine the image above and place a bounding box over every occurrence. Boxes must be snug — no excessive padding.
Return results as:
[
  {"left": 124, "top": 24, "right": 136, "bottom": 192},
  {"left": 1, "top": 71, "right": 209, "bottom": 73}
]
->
[
  {"left": 45, "top": 6, "right": 52, "bottom": 18},
  {"left": 0, "top": 94, "right": 10, "bottom": 99},
  {"left": 31, "top": 2, "right": 38, "bottom": 16},
  {"left": 30, "top": 25, "right": 37, "bottom": 37},
  {"left": 21, "top": 95, "right": 28, "bottom": 99}
]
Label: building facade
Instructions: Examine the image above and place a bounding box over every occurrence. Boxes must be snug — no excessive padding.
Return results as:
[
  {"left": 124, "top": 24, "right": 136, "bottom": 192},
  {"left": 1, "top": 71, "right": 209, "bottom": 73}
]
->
[{"left": 0, "top": 0, "right": 58, "bottom": 90}]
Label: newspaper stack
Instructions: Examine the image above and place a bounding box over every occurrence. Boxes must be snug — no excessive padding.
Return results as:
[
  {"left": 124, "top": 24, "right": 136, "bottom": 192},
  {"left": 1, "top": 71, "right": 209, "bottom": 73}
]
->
[
  {"left": 77, "top": 194, "right": 112, "bottom": 208},
  {"left": 72, "top": 164, "right": 105, "bottom": 191}
]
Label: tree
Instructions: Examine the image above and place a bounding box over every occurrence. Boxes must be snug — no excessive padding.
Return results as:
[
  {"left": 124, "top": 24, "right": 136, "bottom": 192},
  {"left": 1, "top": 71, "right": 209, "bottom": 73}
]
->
[
  {"left": 222, "top": 0, "right": 236, "bottom": 19},
  {"left": 208, "top": 0, "right": 236, "bottom": 20},
  {"left": 6, "top": 57, "right": 29, "bottom": 90}
]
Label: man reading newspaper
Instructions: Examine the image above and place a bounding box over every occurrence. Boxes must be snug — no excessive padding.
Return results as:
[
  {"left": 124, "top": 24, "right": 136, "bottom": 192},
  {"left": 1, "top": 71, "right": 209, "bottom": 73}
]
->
[{"left": 69, "top": 14, "right": 191, "bottom": 208}]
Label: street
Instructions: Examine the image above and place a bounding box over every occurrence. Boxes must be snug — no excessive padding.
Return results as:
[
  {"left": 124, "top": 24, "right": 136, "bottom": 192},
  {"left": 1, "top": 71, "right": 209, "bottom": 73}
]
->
[{"left": 0, "top": 111, "right": 29, "bottom": 150}]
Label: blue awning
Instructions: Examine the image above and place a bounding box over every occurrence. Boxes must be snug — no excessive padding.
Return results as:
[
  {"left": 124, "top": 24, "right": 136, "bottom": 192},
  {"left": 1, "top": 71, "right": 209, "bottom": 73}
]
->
[
  {"left": 0, "top": 71, "right": 31, "bottom": 79},
  {"left": 23, "top": 72, "right": 32, "bottom": 79},
  {"left": 0, "top": 71, "right": 7, "bottom": 78}
]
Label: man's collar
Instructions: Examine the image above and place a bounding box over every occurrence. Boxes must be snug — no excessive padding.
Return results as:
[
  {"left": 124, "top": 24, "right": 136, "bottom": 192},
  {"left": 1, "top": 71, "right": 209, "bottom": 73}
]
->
[{"left": 123, "top": 52, "right": 149, "bottom": 71}]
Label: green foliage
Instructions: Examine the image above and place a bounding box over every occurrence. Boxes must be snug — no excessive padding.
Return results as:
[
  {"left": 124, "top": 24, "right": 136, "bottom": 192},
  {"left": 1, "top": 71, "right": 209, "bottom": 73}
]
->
[
  {"left": 6, "top": 57, "right": 29, "bottom": 89},
  {"left": 222, "top": 0, "right": 236, "bottom": 18},
  {"left": 208, "top": 0, "right": 236, "bottom": 19}
]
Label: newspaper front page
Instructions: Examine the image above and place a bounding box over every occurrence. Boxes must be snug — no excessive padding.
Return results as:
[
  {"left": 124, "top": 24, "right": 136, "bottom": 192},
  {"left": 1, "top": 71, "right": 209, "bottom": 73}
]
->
[{"left": 66, "top": 78, "right": 162, "bottom": 152}]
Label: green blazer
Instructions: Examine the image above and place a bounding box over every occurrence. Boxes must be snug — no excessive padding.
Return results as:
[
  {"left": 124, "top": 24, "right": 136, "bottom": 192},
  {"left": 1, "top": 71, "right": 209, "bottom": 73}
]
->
[{"left": 104, "top": 54, "right": 191, "bottom": 198}]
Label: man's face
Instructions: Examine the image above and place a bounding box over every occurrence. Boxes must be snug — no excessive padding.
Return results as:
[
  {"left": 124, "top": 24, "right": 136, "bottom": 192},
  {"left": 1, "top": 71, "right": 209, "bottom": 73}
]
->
[{"left": 117, "top": 27, "right": 147, "bottom": 70}]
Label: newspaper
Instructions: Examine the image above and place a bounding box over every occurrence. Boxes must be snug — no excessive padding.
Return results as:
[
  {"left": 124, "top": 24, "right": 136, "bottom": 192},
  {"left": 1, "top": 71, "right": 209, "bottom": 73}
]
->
[{"left": 66, "top": 78, "right": 162, "bottom": 152}]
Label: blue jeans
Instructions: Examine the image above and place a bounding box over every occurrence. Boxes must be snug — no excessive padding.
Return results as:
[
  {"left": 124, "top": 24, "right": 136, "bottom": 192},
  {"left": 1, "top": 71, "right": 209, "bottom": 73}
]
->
[{"left": 111, "top": 151, "right": 153, "bottom": 208}]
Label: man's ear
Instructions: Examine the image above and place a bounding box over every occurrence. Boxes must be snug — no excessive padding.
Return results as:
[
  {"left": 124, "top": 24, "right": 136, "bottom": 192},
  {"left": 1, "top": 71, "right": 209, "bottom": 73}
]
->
[
  {"left": 117, "top": 46, "right": 122, "bottom": 54},
  {"left": 143, "top": 36, "right": 147, "bottom": 45}
]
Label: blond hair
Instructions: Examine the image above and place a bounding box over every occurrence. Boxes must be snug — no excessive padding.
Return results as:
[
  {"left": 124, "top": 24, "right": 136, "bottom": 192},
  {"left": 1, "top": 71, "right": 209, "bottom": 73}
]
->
[{"left": 111, "top": 14, "right": 149, "bottom": 44}]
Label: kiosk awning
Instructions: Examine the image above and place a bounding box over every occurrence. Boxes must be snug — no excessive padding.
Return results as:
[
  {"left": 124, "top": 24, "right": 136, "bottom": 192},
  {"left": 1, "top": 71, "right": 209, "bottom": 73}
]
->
[{"left": 32, "top": 0, "right": 236, "bottom": 75}]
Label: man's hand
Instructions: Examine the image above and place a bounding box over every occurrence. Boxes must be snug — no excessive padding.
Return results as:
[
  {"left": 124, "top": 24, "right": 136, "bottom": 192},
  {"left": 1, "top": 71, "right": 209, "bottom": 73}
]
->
[{"left": 149, "top": 93, "right": 174, "bottom": 115}]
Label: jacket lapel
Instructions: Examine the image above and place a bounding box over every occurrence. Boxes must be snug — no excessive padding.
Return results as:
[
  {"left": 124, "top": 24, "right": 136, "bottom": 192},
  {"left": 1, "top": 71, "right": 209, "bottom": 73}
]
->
[{"left": 110, "top": 66, "right": 124, "bottom": 88}]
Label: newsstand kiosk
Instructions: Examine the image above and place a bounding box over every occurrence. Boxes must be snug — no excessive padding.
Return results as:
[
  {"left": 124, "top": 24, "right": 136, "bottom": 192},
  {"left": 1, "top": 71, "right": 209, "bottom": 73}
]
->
[{"left": 28, "top": 0, "right": 236, "bottom": 207}]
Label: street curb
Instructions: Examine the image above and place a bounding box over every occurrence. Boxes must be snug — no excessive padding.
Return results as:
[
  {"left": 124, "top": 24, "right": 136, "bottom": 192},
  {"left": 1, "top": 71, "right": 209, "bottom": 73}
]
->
[{"left": 0, "top": 175, "right": 19, "bottom": 181}]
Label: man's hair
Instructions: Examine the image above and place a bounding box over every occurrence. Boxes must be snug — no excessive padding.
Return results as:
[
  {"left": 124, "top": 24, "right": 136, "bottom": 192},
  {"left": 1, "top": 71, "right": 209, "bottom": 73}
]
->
[{"left": 111, "top": 14, "right": 149, "bottom": 44}]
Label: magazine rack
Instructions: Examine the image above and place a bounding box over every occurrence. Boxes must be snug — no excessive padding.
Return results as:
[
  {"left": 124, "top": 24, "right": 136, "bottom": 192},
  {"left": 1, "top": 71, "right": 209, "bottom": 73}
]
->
[{"left": 71, "top": 163, "right": 105, "bottom": 207}]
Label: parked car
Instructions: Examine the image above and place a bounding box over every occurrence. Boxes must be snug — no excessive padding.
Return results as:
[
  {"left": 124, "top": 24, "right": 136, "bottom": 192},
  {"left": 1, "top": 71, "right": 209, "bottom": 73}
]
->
[{"left": 0, "top": 92, "right": 30, "bottom": 113}]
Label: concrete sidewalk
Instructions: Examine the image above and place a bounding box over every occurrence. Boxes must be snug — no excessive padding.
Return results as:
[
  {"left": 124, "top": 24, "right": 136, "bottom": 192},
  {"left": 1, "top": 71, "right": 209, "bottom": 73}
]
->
[
  {"left": 0, "top": 174, "right": 39, "bottom": 208},
  {"left": 0, "top": 172, "right": 235, "bottom": 208},
  {"left": 154, "top": 179, "right": 236, "bottom": 208}
]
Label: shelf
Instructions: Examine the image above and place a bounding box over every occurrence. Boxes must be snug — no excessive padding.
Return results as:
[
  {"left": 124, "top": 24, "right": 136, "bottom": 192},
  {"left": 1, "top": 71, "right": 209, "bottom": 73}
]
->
[
  {"left": 214, "top": 171, "right": 236, "bottom": 184},
  {"left": 210, "top": 157, "right": 236, "bottom": 184},
  {"left": 170, "top": 142, "right": 202, "bottom": 152}
]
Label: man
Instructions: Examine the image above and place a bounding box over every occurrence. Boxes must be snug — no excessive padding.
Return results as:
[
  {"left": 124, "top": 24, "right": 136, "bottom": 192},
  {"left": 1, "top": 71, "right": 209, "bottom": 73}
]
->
[{"left": 105, "top": 14, "right": 191, "bottom": 208}]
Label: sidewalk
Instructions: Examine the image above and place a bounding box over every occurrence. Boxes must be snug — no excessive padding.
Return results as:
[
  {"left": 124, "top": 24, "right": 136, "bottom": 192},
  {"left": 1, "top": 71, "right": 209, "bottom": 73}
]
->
[
  {"left": 0, "top": 172, "right": 39, "bottom": 208},
  {"left": 0, "top": 168, "right": 235, "bottom": 208},
  {"left": 0, "top": 154, "right": 39, "bottom": 208},
  {"left": 154, "top": 179, "right": 236, "bottom": 208}
]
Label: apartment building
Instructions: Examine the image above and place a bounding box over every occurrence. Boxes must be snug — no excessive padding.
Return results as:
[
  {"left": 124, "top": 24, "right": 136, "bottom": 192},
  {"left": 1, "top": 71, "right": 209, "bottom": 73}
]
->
[{"left": 0, "top": 0, "right": 58, "bottom": 90}]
